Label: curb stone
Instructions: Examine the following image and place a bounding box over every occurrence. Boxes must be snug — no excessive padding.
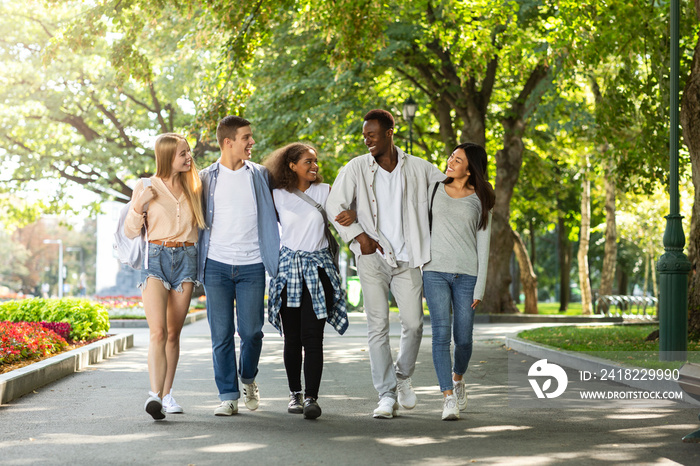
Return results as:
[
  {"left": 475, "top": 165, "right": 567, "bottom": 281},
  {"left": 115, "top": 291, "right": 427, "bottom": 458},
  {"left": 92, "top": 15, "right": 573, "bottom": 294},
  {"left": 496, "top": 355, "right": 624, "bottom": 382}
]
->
[
  {"left": 505, "top": 334, "right": 696, "bottom": 403},
  {"left": 476, "top": 314, "right": 624, "bottom": 324},
  {"left": 0, "top": 333, "right": 134, "bottom": 405}
]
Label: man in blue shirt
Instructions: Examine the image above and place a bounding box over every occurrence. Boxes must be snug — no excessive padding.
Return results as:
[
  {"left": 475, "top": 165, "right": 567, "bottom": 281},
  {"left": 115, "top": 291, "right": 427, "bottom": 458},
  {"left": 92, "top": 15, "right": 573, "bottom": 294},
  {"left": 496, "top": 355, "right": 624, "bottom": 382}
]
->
[{"left": 198, "top": 115, "right": 280, "bottom": 416}]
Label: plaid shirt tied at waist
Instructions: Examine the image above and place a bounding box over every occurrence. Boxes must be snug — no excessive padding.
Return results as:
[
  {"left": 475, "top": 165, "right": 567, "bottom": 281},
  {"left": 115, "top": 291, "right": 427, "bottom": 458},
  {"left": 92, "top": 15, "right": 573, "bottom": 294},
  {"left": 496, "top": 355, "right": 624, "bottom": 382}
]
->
[{"left": 268, "top": 246, "right": 348, "bottom": 335}]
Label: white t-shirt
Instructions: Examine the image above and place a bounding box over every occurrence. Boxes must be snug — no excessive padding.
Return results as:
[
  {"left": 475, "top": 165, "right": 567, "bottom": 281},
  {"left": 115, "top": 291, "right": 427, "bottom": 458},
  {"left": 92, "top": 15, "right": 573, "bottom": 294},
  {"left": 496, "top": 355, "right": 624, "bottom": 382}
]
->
[
  {"left": 375, "top": 163, "right": 408, "bottom": 261},
  {"left": 207, "top": 164, "right": 262, "bottom": 265},
  {"left": 274, "top": 183, "right": 330, "bottom": 252}
]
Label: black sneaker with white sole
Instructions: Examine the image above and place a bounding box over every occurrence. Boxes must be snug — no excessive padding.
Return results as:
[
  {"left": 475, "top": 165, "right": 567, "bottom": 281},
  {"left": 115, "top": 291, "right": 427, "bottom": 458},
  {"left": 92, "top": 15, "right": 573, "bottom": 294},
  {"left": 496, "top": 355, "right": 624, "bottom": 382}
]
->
[{"left": 145, "top": 395, "right": 165, "bottom": 420}]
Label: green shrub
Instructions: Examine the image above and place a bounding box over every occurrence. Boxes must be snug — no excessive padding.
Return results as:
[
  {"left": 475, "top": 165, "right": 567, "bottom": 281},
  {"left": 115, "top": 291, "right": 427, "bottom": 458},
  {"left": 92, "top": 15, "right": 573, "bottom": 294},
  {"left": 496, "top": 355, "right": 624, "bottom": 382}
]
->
[{"left": 0, "top": 298, "right": 109, "bottom": 341}]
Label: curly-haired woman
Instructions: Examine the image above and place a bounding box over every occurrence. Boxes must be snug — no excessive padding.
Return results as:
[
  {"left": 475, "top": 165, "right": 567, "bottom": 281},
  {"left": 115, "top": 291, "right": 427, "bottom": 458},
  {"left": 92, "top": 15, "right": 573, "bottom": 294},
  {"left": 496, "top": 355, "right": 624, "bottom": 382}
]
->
[{"left": 264, "top": 142, "right": 353, "bottom": 420}]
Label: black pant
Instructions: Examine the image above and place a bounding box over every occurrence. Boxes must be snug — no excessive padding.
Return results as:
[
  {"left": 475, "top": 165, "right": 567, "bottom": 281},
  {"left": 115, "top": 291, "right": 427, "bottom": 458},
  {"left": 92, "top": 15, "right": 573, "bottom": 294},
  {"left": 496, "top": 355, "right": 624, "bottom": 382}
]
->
[{"left": 280, "top": 267, "right": 332, "bottom": 399}]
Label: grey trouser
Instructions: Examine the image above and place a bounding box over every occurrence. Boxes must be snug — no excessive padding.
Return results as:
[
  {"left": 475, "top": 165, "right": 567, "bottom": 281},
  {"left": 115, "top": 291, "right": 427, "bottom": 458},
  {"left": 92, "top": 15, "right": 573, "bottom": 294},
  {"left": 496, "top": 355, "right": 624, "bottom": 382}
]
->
[{"left": 357, "top": 253, "right": 424, "bottom": 399}]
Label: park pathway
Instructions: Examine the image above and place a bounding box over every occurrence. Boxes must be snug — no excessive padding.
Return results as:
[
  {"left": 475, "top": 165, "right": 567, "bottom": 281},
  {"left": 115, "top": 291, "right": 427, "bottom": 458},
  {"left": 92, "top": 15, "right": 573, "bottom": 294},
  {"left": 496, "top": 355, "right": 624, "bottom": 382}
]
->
[{"left": 0, "top": 315, "right": 699, "bottom": 465}]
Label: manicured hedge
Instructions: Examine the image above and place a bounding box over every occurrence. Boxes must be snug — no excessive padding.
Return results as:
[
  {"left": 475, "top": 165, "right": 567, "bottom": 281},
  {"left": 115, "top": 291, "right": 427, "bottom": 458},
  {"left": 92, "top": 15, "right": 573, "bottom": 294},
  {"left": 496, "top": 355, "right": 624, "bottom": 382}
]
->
[{"left": 0, "top": 298, "right": 109, "bottom": 341}]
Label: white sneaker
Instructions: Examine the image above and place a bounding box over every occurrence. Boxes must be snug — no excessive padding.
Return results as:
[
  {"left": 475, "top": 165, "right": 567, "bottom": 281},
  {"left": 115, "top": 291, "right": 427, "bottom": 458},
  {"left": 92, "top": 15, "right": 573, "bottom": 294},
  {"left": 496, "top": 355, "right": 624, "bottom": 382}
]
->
[
  {"left": 396, "top": 377, "right": 417, "bottom": 409},
  {"left": 453, "top": 379, "right": 468, "bottom": 411},
  {"left": 373, "top": 396, "right": 399, "bottom": 419},
  {"left": 214, "top": 400, "right": 238, "bottom": 416},
  {"left": 162, "top": 392, "right": 183, "bottom": 414},
  {"left": 442, "top": 395, "right": 459, "bottom": 421},
  {"left": 242, "top": 382, "right": 259, "bottom": 411},
  {"left": 144, "top": 391, "right": 165, "bottom": 420}
]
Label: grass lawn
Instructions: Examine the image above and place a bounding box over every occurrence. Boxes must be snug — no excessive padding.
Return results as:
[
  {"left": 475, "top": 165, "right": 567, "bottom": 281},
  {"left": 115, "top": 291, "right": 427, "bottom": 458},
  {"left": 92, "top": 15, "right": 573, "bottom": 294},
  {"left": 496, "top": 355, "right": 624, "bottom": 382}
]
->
[
  {"left": 517, "top": 302, "right": 583, "bottom": 315},
  {"left": 392, "top": 301, "right": 587, "bottom": 316},
  {"left": 516, "top": 301, "right": 658, "bottom": 317},
  {"left": 518, "top": 324, "right": 700, "bottom": 369}
]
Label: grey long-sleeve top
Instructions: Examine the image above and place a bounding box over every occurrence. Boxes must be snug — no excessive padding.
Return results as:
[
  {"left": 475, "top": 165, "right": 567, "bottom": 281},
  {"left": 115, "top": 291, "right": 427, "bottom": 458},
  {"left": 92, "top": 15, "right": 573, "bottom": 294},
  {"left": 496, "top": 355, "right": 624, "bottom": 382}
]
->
[{"left": 422, "top": 183, "right": 491, "bottom": 301}]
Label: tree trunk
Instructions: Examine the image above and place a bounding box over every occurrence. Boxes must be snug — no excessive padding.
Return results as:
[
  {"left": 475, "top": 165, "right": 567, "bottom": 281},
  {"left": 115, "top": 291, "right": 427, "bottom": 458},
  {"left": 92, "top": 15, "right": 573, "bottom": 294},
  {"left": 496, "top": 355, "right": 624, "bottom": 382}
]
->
[
  {"left": 512, "top": 229, "right": 538, "bottom": 314},
  {"left": 481, "top": 128, "right": 522, "bottom": 314},
  {"left": 578, "top": 160, "right": 593, "bottom": 315},
  {"left": 651, "top": 252, "right": 659, "bottom": 298},
  {"left": 435, "top": 98, "right": 457, "bottom": 155},
  {"left": 529, "top": 217, "right": 537, "bottom": 267},
  {"left": 558, "top": 215, "right": 571, "bottom": 312},
  {"left": 478, "top": 63, "right": 550, "bottom": 314},
  {"left": 599, "top": 167, "right": 617, "bottom": 297},
  {"left": 510, "top": 253, "right": 521, "bottom": 304},
  {"left": 617, "top": 268, "right": 629, "bottom": 296},
  {"left": 643, "top": 252, "right": 650, "bottom": 297},
  {"left": 681, "top": 1, "right": 700, "bottom": 339}
]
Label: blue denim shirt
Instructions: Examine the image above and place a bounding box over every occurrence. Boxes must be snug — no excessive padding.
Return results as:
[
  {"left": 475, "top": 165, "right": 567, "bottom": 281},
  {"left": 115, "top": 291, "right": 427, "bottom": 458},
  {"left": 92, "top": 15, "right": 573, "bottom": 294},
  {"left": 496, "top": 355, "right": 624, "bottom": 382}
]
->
[{"left": 197, "top": 160, "right": 280, "bottom": 282}]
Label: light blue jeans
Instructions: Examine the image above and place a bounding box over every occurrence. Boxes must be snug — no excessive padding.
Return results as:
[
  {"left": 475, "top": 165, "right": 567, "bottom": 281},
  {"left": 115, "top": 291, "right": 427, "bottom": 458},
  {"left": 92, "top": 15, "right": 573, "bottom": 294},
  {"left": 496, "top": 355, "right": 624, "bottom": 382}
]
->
[
  {"left": 204, "top": 259, "right": 266, "bottom": 401},
  {"left": 422, "top": 271, "right": 477, "bottom": 392}
]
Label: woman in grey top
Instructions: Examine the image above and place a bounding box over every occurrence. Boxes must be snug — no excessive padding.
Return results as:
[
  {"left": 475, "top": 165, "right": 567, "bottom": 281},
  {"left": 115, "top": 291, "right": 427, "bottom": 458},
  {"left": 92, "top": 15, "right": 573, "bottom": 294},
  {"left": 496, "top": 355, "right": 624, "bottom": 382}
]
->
[{"left": 423, "top": 142, "right": 495, "bottom": 420}]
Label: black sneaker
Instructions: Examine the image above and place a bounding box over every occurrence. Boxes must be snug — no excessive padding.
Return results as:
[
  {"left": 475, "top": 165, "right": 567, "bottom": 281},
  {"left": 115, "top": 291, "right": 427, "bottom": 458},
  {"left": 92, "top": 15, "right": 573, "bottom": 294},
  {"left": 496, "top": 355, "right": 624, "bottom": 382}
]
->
[
  {"left": 303, "top": 397, "right": 322, "bottom": 420},
  {"left": 288, "top": 392, "right": 303, "bottom": 414}
]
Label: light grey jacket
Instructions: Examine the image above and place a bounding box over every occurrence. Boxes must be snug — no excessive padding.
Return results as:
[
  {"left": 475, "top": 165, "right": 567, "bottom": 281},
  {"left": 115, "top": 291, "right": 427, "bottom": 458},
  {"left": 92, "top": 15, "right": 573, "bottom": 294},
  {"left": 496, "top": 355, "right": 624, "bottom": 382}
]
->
[{"left": 326, "top": 147, "right": 445, "bottom": 268}]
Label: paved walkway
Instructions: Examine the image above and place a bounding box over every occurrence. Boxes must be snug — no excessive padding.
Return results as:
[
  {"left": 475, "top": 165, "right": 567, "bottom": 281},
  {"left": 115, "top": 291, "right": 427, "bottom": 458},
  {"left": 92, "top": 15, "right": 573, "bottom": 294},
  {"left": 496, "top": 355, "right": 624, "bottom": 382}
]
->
[{"left": 1, "top": 315, "right": 699, "bottom": 465}]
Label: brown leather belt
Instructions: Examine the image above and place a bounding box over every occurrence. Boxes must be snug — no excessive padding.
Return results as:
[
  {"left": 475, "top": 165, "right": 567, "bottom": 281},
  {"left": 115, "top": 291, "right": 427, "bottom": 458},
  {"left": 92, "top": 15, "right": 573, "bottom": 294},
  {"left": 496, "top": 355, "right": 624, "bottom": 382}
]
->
[{"left": 149, "top": 240, "right": 195, "bottom": 248}]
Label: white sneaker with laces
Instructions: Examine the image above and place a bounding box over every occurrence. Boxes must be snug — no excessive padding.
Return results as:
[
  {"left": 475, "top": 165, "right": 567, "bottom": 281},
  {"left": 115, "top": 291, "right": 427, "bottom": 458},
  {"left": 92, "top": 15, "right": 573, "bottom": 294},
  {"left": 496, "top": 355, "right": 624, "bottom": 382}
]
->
[
  {"left": 453, "top": 379, "right": 468, "bottom": 411},
  {"left": 214, "top": 400, "right": 238, "bottom": 416},
  {"left": 396, "top": 377, "right": 417, "bottom": 409},
  {"left": 373, "top": 396, "right": 399, "bottom": 419},
  {"left": 242, "top": 382, "right": 260, "bottom": 411},
  {"left": 162, "top": 392, "right": 183, "bottom": 414},
  {"left": 442, "top": 394, "right": 459, "bottom": 421}
]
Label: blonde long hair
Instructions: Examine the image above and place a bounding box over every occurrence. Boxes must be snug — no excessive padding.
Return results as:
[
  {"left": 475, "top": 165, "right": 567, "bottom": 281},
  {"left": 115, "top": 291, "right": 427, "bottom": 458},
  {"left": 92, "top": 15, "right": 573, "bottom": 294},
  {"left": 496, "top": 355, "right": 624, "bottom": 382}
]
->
[{"left": 154, "top": 133, "right": 205, "bottom": 229}]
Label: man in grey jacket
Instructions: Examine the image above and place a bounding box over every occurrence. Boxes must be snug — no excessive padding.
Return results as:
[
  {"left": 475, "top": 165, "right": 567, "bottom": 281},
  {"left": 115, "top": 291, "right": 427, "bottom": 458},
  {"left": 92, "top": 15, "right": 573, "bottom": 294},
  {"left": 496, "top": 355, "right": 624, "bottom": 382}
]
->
[{"left": 326, "top": 109, "right": 445, "bottom": 418}]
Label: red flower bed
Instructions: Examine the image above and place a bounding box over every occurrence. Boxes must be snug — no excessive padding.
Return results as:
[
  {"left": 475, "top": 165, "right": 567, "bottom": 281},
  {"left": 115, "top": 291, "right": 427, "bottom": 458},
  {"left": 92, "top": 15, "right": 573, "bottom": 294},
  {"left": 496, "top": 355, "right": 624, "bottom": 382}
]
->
[
  {"left": 38, "top": 321, "right": 72, "bottom": 341},
  {"left": 0, "top": 321, "right": 68, "bottom": 366}
]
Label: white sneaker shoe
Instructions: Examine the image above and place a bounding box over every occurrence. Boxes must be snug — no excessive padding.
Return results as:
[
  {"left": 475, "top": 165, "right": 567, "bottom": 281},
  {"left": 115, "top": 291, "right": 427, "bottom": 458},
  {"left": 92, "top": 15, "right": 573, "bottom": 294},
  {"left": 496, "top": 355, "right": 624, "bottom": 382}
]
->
[
  {"left": 144, "top": 391, "right": 165, "bottom": 420},
  {"left": 453, "top": 379, "right": 468, "bottom": 411},
  {"left": 396, "top": 377, "right": 417, "bottom": 409},
  {"left": 373, "top": 396, "right": 399, "bottom": 419},
  {"left": 214, "top": 400, "right": 238, "bottom": 416},
  {"left": 162, "top": 392, "right": 183, "bottom": 414},
  {"left": 442, "top": 394, "right": 459, "bottom": 421},
  {"left": 242, "top": 382, "right": 260, "bottom": 411}
]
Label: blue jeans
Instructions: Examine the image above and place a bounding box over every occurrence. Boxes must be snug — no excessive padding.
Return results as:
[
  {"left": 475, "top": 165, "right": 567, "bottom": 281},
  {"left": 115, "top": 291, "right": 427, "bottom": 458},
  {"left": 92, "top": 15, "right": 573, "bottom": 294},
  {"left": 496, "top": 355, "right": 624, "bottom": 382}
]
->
[
  {"left": 422, "top": 271, "right": 477, "bottom": 392},
  {"left": 204, "top": 258, "right": 266, "bottom": 401},
  {"left": 139, "top": 243, "right": 198, "bottom": 292}
]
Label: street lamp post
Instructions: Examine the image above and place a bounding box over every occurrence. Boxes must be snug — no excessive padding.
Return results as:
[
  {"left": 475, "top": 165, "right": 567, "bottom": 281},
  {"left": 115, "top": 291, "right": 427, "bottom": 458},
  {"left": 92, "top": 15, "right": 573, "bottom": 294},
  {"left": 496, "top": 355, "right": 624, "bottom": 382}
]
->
[
  {"left": 657, "top": 0, "right": 691, "bottom": 362},
  {"left": 66, "top": 246, "right": 85, "bottom": 296},
  {"left": 43, "top": 239, "right": 63, "bottom": 299},
  {"left": 402, "top": 96, "right": 417, "bottom": 155}
]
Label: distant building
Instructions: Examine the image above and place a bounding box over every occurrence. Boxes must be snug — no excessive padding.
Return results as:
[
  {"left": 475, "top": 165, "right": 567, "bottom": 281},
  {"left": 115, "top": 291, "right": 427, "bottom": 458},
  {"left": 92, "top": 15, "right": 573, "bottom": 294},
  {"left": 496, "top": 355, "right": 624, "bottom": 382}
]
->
[{"left": 95, "top": 201, "right": 140, "bottom": 297}]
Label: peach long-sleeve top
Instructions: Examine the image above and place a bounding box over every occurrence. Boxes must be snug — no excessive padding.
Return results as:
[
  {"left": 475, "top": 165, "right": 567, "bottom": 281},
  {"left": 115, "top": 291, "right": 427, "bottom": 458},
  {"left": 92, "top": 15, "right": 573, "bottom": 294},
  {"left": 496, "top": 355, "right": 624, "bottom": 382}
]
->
[{"left": 124, "top": 176, "right": 198, "bottom": 243}]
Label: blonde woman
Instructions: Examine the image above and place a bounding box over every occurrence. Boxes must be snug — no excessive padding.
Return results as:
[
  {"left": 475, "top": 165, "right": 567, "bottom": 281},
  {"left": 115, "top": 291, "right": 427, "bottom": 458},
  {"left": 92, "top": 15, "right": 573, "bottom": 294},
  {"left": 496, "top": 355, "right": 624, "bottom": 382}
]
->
[{"left": 125, "top": 133, "right": 206, "bottom": 420}]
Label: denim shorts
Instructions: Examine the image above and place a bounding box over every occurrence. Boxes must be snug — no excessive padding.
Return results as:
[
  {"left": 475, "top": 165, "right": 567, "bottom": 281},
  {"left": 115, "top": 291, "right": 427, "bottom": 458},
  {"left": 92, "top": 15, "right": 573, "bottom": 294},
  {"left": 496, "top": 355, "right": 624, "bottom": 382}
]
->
[{"left": 139, "top": 243, "right": 199, "bottom": 292}]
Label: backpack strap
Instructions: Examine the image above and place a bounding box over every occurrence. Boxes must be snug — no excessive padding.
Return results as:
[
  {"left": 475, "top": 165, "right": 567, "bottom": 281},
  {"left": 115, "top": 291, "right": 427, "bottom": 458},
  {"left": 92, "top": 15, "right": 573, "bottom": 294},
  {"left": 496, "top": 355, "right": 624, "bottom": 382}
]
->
[
  {"left": 293, "top": 188, "right": 327, "bottom": 222},
  {"left": 429, "top": 182, "right": 440, "bottom": 234},
  {"left": 141, "top": 178, "right": 151, "bottom": 269},
  {"left": 141, "top": 178, "right": 151, "bottom": 213},
  {"left": 293, "top": 188, "right": 338, "bottom": 264}
]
